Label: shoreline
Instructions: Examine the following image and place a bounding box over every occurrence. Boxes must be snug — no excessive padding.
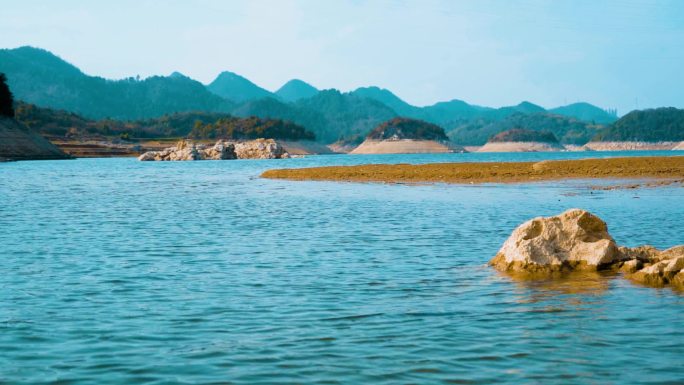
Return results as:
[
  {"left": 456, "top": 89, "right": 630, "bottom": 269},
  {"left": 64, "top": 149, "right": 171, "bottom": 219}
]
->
[{"left": 261, "top": 155, "right": 684, "bottom": 185}]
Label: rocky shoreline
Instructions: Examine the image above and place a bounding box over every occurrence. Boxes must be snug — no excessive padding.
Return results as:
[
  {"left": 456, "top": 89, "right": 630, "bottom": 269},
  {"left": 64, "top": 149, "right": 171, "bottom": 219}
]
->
[
  {"left": 138, "top": 139, "right": 290, "bottom": 161},
  {"left": 350, "top": 139, "right": 464, "bottom": 154},
  {"left": 490, "top": 209, "right": 684, "bottom": 289},
  {"left": 477, "top": 141, "right": 565, "bottom": 152},
  {"left": 584, "top": 141, "right": 682, "bottom": 151}
]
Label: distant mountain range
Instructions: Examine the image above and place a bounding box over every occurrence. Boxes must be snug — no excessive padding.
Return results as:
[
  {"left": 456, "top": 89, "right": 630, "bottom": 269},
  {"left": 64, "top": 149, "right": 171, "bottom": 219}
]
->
[{"left": 0, "top": 46, "right": 621, "bottom": 143}]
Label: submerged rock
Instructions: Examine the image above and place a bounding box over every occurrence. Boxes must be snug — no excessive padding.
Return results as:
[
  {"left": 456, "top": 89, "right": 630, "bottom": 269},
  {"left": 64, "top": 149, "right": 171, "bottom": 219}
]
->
[
  {"left": 490, "top": 209, "right": 684, "bottom": 289},
  {"left": 138, "top": 139, "right": 288, "bottom": 161}
]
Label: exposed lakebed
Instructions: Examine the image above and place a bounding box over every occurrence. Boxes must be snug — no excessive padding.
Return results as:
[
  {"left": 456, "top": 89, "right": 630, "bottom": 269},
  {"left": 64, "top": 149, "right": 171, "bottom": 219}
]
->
[{"left": 1, "top": 151, "right": 683, "bottom": 384}]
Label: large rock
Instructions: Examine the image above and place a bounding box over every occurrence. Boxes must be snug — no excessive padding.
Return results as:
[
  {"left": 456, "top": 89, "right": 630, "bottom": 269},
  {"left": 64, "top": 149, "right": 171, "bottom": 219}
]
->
[
  {"left": 138, "top": 139, "right": 287, "bottom": 161},
  {"left": 234, "top": 138, "right": 289, "bottom": 159},
  {"left": 490, "top": 209, "right": 621, "bottom": 272},
  {"left": 490, "top": 209, "right": 684, "bottom": 289}
]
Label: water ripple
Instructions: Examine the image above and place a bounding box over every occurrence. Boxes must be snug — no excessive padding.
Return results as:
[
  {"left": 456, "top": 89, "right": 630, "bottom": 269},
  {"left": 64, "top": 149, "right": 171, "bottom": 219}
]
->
[{"left": 0, "top": 153, "right": 683, "bottom": 384}]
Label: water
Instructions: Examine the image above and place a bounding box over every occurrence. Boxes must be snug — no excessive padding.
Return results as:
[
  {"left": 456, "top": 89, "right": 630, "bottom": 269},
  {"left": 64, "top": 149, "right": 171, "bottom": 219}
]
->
[{"left": 1, "top": 151, "right": 683, "bottom": 385}]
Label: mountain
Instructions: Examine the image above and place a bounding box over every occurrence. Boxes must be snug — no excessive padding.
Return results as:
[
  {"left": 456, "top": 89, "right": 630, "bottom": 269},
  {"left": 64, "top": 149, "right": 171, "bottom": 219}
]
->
[
  {"left": 592, "top": 107, "right": 684, "bottom": 142},
  {"left": 0, "top": 46, "right": 233, "bottom": 120},
  {"left": 275, "top": 79, "right": 319, "bottom": 102},
  {"left": 421, "top": 99, "right": 489, "bottom": 125},
  {"left": 500, "top": 101, "right": 546, "bottom": 114},
  {"left": 206, "top": 71, "right": 274, "bottom": 102},
  {"left": 293, "top": 89, "right": 398, "bottom": 143},
  {"left": 350, "top": 86, "right": 422, "bottom": 117},
  {"left": 1, "top": 46, "right": 625, "bottom": 143},
  {"left": 231, "top": 90, "right": 398, "bottom": 143},
  {"left": 550, "top": 102, "right": 618, "bottom": 124},
  {"left": 448, "top": 112, "right": 604, "bottom": 145}
]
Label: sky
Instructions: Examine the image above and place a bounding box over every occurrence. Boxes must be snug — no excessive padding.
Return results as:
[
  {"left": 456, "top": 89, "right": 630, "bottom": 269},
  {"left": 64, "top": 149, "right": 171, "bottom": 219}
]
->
[{"left": 1, "top": 0, "right": 683, "bottom": 114}]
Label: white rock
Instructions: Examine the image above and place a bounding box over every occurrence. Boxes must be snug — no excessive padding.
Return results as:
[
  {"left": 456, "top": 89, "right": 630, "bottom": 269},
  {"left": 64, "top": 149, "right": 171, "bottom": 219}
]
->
[{"left": 490, "top": 209, "right": 621, "bottom": 272}]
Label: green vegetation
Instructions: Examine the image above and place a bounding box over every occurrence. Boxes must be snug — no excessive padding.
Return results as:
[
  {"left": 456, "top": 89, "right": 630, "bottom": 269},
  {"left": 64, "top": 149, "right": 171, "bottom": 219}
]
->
[
  {"left": 0, "top": 47, "right": 233, "bottom": 120},
  {"left": 488, "top": 128, "right": 559, "bottom": 143},
  {"left": 448, "top": 113, "right": 603, "bottom": 145},
  {"left": 367, "top": 117, "right": 448, "bottom": 141},
  {"left": 190, "top": 116, "right": 314, "bottom": 141},
  {"left": 0, "top": 46, "right": 635, "bottom": 145},
  {"left": 0, "top": 73, "right": 13, "bottom": 117},
  {"left": 549, "top": 102, "right": 617, "bottom": 124},
  {"left": 294, "top": 90, "right": 397, "bottom": 143},
  {"left": 14, "top": 102, "right": 315, "bottom": 141},
  {"left": 592, "top": 107, "right": 684, "bottom": 142}
]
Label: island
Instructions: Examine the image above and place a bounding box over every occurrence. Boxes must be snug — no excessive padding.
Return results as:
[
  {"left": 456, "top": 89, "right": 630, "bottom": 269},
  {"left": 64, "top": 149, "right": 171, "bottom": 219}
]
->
[
  {"left": 478, "top": 128, "right": 565, "bottom": 152},
  {"left": 350, "top": 117, "right": 465, "bottom": 154}
]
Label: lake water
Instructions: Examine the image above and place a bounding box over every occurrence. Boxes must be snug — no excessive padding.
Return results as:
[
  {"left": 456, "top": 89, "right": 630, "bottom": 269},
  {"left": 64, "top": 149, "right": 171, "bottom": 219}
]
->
[{"left": 1, "top": 151, "right": 683, "bottom": 385}]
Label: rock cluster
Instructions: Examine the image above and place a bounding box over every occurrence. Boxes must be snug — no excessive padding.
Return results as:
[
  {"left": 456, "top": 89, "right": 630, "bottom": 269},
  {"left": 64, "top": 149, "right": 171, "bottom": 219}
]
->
[
  {"left": 490, "top": 209, "right": 684, "bottom": 289},
  {"left": 138, "top": 139, "right": 289, "bottom": 161}
]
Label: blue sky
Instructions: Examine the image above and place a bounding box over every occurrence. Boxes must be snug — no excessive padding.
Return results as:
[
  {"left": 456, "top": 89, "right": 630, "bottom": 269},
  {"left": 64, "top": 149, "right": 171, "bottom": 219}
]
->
[{"left": 2, "top": 0, "right": 682, "bottom": 114}]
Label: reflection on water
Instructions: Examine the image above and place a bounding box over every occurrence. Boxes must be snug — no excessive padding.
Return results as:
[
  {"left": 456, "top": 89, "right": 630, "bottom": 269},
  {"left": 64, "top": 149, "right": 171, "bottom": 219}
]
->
[
  {"left": 0, "top": 152, "right": 683, "bottom": 385},
  {"left": 501, "top": 270, "right": 613, "bottom": 298}
]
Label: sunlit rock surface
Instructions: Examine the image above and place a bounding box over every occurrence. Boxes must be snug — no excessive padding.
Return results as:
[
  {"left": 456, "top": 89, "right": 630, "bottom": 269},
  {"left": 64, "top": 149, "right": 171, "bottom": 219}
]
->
[
  {"left": 490, "top": 209, "right": 684, "bottom": 289},
  {"left": 138, "top": 139, "right": 288, "bottom": 161}
]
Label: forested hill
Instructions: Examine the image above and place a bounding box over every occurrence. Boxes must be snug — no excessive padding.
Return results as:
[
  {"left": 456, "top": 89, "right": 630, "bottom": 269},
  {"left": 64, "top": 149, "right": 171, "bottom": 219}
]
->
[
  {"left": 14, "top": 102, "right": 314, "bottom": 141},
  {"left": 591, "top": 107, "right": 684, "bottom": 142},
  {"left": 0, "top": 47, "right": 233, "bottom": 120},
  {"left": 366, "top": 117, "right": 448, "bottom": 141},
  {"left": 447, "top": 113, "right": 603, "bottom": 145}
]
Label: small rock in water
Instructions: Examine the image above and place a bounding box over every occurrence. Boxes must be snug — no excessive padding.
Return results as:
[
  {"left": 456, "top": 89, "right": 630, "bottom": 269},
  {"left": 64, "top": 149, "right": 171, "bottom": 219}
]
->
[{"left": 490, "top": 208, "right": 684, "bottom": 289}]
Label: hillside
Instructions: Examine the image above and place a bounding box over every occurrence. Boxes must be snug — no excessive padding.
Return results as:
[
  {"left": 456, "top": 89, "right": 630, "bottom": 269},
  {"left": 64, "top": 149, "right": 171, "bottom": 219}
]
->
[
  {"left": 350, "top": 86, "right": 422, "bottom": 117},
  {"left": 276, "top": 79, "right": 319, "bottom": 102},
  {"left": 206, "top": 71, "right": 275, "bottom": 102},
  {"left": 189, "top": 116, "right": 315, "bottom": 141},
  {"left": 15, "top": 102, "right": 314, "bottom": 141},
  {"left": 0, "top": 46, "right": 233, "bottom": 120},
  {"left": 591, "top": 107, "right": 684, "bottom": 142},
  {"left": 366, "top": 117, "right": 448, "bottom": 141},
  {"left": 488, "top": 128, "right": 559, "bottom": 143},
  {"left": 293, "top": 89, "right": 398, "bottom": 143},
  {"left": 0, "top": 73, "right": 69, "bottom": 160},
  {"left": 448, "top": 113, "right": 603, "bottom": 145},
  {"left": 549, "top": 102, "right": 618, "bottom": 124},
  {"left": 0, "top": 117, "right": 71, "bottom": 160}
]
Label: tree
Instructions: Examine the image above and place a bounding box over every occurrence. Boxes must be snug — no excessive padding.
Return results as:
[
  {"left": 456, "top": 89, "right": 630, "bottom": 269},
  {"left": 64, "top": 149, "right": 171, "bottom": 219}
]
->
[{"left": 0, "top": 73, "right": 14, "bottom": 118}]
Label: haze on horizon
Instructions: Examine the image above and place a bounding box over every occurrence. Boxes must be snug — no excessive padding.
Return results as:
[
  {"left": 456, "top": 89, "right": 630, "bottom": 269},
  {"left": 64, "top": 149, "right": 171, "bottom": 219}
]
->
[{"left": 2, "top": 0, "right": 683, "bottom": 115}]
